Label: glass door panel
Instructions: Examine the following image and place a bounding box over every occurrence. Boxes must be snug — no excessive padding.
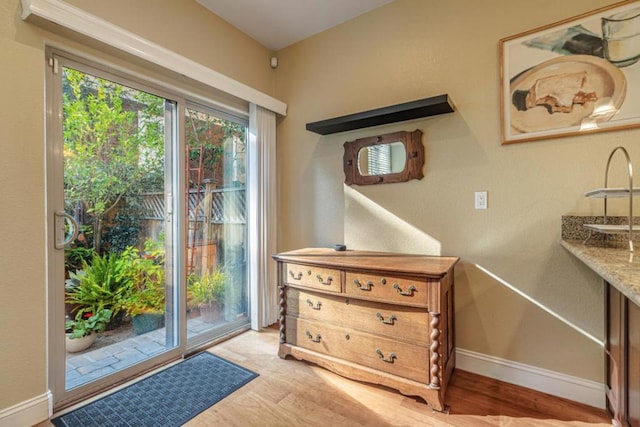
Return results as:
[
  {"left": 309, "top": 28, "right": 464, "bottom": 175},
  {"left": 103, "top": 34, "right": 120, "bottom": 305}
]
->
[
  {"left": 185, "top": 106, "right": 249, "bottom": 346},
  {"left": 60, "top": 66, "right": 178, "bottom": 392},
  {"left": 48, "top": 52, "right": 252, "bottom": 410}
]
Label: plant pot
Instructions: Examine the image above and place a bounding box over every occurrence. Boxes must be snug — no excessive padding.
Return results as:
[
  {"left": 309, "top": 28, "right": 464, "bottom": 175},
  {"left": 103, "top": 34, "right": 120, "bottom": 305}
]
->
[
  {"left": 199, "top": 302, "right": 222, "bottom": 323},
  {"left": 187, "top": 306, "right": 201, "bottom": 320},
  {"left": 66, "top": 332, "right": 96, "bottom": 353},
  {"left": 131, "top": 312, "right": 165, "bottom": 335}
]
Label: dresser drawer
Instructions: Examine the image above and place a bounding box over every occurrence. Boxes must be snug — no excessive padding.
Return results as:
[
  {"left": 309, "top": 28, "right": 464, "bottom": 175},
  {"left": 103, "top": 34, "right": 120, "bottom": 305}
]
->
[
  {"left": 287, "top": 288, "right": 429, "bottom": 344},
  {"left": 285, "top": 316, "right": 429, "bottom": 383},
  {"left": 284, "top": 263, "right": 341, "bottom": 293},
  {"left": 344, "top": 272, "right": 429, "bottom": 307}
]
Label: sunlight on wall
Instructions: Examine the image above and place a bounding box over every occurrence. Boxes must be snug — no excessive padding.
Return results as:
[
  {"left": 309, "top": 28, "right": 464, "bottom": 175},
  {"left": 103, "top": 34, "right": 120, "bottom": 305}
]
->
[
  {"left": 344, "top": 186, "right": 441, "bottom": 255},
  {"left": 474, "top": 263, "right": 604, "bottom": 347}
]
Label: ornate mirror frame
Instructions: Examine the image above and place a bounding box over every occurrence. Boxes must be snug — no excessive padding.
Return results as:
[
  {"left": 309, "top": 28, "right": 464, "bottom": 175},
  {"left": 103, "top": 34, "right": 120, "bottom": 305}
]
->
[{"left": 343, "top": 129, "right": 424, "bottom": 186}]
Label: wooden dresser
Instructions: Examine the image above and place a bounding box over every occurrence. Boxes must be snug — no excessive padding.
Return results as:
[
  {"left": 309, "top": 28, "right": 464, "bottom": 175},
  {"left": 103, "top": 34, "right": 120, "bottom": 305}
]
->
[{"left": 273, "top": 248, "right": 459, "bottom": 411}]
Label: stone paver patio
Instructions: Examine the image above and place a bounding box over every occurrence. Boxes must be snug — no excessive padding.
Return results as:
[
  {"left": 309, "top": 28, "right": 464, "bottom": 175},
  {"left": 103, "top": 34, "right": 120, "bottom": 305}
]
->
[{"left": 66, "top": 318, "right": 215, "bottom": 389}]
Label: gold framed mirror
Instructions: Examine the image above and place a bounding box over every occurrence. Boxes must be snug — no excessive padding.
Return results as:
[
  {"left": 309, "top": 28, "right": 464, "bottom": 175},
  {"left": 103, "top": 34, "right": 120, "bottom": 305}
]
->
[{"left": 343, "top": 129, "right": 424, "bottom": 186}]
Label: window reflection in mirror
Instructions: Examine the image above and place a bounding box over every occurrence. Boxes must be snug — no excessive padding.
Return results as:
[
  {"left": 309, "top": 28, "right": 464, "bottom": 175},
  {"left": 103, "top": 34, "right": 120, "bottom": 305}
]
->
[
  {"left": 357, "top": 142, "right": 407, "bottom": 176},
  {"left": 343, "top": 129, "right": 423, "bottom": 186}
]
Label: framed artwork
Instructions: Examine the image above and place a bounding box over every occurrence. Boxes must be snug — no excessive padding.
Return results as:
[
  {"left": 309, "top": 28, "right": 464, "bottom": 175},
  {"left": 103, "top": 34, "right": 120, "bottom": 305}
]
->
[{"left": 500, "top": 0, "right": 640, "bottom": 144}]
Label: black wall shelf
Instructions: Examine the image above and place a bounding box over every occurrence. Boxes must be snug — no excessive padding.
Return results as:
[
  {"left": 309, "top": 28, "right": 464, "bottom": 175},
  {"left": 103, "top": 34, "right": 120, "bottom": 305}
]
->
[{"left": 305, "top": 94, "right": 454, "bottom": 135}]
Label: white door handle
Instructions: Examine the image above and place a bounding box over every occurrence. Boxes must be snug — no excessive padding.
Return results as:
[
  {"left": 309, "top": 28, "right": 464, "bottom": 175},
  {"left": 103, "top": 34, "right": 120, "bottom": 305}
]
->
[{"left": 54, "top": 211, "right": 79, "bottom": 249}]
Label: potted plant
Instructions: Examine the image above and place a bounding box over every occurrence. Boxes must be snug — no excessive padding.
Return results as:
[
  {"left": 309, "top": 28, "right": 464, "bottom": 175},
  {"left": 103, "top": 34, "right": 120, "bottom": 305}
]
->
[
  {"left": 65, "top": 308, "right": 112, "bottom": 353},
  {"left": 188, "top": 268, "right": 226, "bottom": 323},
  {"left": 121, "top": 281, "right": 165, "bottom": 334},
  {"left": 120, "top": 240, "right": 166, "bottom": 335},
  {"left": 65, "top": 251, "right": 131, "bottom": 330}
]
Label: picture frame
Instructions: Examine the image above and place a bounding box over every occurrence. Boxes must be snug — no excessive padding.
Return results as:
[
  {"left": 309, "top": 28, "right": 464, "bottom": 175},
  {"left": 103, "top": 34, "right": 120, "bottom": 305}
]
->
[{"left": 500, "top": 0, "right": 640, "bottom": 144}]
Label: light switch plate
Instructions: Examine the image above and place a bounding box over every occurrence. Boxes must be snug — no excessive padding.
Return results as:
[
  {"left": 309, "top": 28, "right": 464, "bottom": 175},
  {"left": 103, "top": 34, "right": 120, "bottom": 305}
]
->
[{"left": 475, "top": 191, "right": 487, "bottom": 210}]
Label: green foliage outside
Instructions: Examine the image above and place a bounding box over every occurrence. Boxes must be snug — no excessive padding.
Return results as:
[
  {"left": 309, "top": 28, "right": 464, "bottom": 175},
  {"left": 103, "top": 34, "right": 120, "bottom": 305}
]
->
[
  {"left": 119, "top": 239, "right": 166, "bottom": 316},
  {"left": 66, "top": 308, "right": 112, "bottom": 339},
  {"left": 65, "top": 251, "right": 132, "bottom": 321},
  {"left": 60, "top": 67, "right": 249, "bottom": 334},
  {"left": 101, "top": 197, "right": 145, "bottom": 254},
  {"left": 66, "top": 238, "right": 166, "bottom": 321},
  {"left": 188, "top": 268, "right": 227, "bottom": 306},
  {"left": 62, "top": 68, "right": 164, "bottom": 254},
  {"left": 185, "top": 107, "right": 246, "bottom": 189},
  {"left": 64, "top": 246, "right": 95, "bottom": 274}
]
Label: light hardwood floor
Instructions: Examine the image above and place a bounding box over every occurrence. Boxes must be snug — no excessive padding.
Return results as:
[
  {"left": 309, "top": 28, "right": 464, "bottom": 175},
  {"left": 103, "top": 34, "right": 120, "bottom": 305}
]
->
[
  {"left": 187, "top": 329, "right": 611, "bottom": 427},
  {"left": 43, "top": 328, "right": 611, "bottom": 426}
]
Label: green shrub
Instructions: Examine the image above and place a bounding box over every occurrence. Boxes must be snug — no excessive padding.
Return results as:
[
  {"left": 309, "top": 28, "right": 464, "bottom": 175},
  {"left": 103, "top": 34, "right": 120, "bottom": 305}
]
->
[
  {"left": 188, "top": 268, "right": 226, "bottom": 306},
  {"left": 120, "top": 239, "right": 166, "bottom": 316},
  {"left": 65, "top": 251, "right": 131, "bottom": 320},
  {"left": 65, "top": 307, "right": 112, "bottom": 339},
  {"left": 64, "top": 246, "right": 95, "bottom": 275}
]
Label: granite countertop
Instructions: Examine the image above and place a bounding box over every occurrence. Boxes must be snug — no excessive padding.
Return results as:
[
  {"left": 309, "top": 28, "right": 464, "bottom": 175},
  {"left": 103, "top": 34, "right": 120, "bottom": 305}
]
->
[{"left": 561, "top": 239, "right": 640, "bottom": 306}]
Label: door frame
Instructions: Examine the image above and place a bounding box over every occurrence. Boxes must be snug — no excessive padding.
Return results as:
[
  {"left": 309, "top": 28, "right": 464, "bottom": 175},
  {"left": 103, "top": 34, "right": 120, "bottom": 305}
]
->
[{"left": 45, "top": 49, "right": 187, "bottom": 410}]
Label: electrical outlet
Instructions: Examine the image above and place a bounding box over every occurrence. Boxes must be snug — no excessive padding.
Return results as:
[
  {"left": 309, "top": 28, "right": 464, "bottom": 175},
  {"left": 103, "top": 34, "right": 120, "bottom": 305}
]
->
[{"left": 475, "top": 191, "right": 487, "bottom": 210}]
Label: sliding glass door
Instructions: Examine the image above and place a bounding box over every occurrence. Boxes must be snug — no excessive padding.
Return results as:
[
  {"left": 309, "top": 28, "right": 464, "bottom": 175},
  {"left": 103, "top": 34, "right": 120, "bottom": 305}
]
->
[
  {"left": 47, "top": 52, "right": 249, "bottom": 409},
  {"left": 184, "top": 105, "right": 249, "bottom": 348},
  {"left": 48, "top": 57, "right": 181, "bottom": 408}
]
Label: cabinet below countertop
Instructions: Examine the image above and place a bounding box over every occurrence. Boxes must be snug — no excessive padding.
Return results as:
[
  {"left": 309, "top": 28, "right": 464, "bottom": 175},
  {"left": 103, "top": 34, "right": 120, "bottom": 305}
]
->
[{"left": 561, "top": 239, "right": 640, "bottom": 427}]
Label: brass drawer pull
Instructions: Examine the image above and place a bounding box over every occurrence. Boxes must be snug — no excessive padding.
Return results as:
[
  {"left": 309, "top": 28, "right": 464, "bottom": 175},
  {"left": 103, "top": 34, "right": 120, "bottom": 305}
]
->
[
  {"left": 393, "top": 283, "right": 416, "bottom": 296},
  {"left": 306, "top": 331, "right": 322, "bottom": 343},
  {"left": 376, "top": 349, "right": 397, "bottom": 363},
  {"left": 289, "top": 270, "right": 303, "bottom": 280},
  {"left": 376, "top": 312, "right": 397, "bottom": 325},
  {"left": 354, "top": 279, "right": 373, "bottom": 291},
  {"left": 316, "top": 274, "right": 333, "bottom": 286},
  {"left": 306, "top": 299, "right": 322, "bottom": 310}
]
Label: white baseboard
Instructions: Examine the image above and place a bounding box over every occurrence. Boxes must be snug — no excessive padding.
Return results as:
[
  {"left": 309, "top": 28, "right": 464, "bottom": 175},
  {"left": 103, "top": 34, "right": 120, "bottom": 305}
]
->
[
  {"left": 0, "top": 390, "right": 52, "bottom": 427},
  {"left": 456, "top": 348, "right": 605, "bottom": 409}
]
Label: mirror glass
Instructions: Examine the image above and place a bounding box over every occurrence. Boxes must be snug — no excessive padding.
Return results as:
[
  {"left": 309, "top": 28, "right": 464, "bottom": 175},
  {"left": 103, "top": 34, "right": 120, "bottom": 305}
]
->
[
  {"left": 357, "top": 142, "right": 406, "bottom": 176},
  {"left": 343, "top": 129, "right": 423, "bottom": 186}
]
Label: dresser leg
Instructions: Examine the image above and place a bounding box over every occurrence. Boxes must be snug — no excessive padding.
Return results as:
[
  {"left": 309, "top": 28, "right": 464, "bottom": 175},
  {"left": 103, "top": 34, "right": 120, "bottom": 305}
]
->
[
  {"left": 279, "top": 284, "right": 286, "bottom": 344},
  {"left": 429, "top": 312, "right": 441, "bottom": 390}
]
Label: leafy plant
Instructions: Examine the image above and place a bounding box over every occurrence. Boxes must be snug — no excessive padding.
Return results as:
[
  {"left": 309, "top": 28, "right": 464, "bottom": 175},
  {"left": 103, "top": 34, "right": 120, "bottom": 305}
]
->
[
  {"left": 120, "top": 239, "right": 166, "bottom": 316},
  {"left": 65, "top": 307, "right": 112, "bottom": 339},
  {"left": 188, "top": 268, "right": 226, "bottom": 306},
  {"left": 62, "top": 68, "right": 165, "bottom": 253},
  {"left": 121, "top": 285, "right": 164, "bottom": 316},
  {"left": 65, "top": 251, "right": 132, "bottom": 320},
  {"left": 64, "top": 246, "right": 95, "bottom": 274}
]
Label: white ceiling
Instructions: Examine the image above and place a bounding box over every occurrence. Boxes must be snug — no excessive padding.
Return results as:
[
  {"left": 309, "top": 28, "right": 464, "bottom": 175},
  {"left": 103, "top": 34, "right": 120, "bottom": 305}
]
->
[{"left": 196, "top": 0, "right": 394, "bottom": 51}]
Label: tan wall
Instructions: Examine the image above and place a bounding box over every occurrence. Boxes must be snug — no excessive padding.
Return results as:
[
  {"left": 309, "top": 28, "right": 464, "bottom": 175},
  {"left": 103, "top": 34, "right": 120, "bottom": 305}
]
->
[
  {"left": 274, "top": 0, "right": 631, "bottom": 382},
  {"left": 0, "top": 0, "right": 273, "bottom": 412},
  {"left": 63, "top": 0, "right": 276, "bottom": 96},
  {"left": 0, "top": 2, "right": 48, "bottom": 412}
]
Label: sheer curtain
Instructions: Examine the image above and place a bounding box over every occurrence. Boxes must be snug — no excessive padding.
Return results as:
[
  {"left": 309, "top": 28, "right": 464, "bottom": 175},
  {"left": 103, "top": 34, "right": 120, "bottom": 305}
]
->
[{"left": 248, "top": 104, "right": 278, "bottom": 329}]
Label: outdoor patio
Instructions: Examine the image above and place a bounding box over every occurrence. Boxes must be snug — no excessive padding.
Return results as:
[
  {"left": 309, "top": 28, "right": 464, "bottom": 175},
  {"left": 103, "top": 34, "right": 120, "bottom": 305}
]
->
[{"left": 65, "top": 317, "right": 215, "bottom": 389}]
